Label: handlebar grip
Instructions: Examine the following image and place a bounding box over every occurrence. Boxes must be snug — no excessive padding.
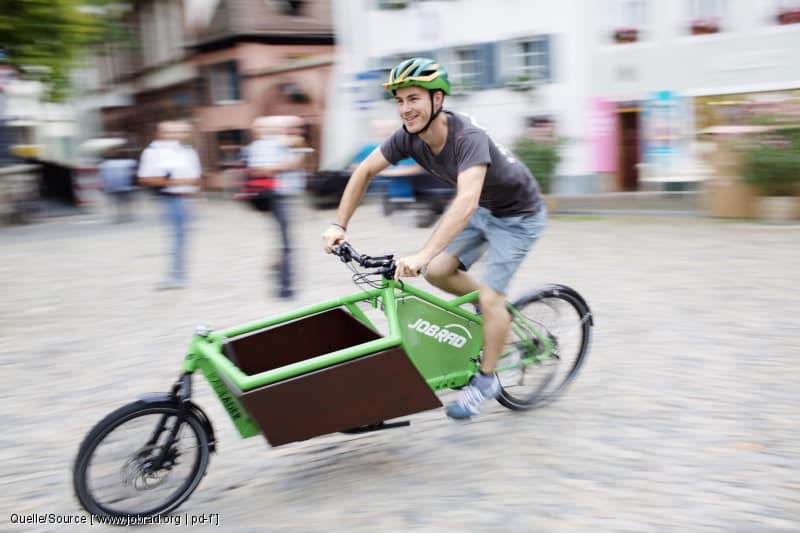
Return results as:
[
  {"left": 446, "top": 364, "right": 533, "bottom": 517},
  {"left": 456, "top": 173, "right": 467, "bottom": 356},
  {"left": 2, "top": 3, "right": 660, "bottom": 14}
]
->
[{"left": 361, "top": 257, "right": 391, "bottom": 268}]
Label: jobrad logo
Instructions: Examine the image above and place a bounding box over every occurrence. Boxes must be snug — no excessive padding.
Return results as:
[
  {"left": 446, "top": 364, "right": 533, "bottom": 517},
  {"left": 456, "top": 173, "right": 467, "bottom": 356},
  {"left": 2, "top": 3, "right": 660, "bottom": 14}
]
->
[{"left": 408, "top": 318, "right": 471, "bottom": 348}]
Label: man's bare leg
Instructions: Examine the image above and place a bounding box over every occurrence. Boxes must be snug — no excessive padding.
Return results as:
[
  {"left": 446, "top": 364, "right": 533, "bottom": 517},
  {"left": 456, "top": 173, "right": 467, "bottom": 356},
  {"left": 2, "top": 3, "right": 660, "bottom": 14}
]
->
[
  {"left": 476, "top": 283, "right": 510, "bottom": 374},
  {"left": 425, "top": 254, "right": 511, "bottom": 419},
  {"left": 424, "top": 253, "right": 479, "bottom": 296},
  {"left": 425, "top": 254, "right": 508, "bottom": 373}
]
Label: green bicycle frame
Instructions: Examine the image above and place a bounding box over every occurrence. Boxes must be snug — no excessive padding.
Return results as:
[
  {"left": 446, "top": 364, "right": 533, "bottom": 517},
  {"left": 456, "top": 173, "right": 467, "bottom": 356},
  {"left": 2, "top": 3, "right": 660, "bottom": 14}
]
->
[{"left": 182, "top": 277, "right": 553, "bottom": 438}]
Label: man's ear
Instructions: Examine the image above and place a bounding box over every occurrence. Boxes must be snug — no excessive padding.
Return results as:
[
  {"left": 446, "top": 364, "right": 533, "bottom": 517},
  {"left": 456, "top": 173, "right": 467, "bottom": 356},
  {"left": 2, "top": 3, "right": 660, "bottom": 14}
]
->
[{"left": 434, "top": 90, "right": 445, "bottom": 107}]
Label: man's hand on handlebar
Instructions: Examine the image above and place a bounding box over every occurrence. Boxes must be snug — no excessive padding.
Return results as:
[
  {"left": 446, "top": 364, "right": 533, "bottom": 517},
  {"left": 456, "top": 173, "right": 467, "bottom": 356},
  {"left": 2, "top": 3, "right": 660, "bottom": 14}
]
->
[
  {"left": 394, "top": 252, "right": 430, "bottom": 281},
  {"left": 321, "top": 224, "right": 347, "bottom": 253}
]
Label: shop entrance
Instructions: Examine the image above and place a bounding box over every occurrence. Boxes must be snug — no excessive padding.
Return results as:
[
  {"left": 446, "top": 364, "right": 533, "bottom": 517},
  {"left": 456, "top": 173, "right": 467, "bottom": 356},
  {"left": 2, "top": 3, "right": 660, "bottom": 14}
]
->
[{"left": 617, "top": 108, "right": 641, "bottom": 191}]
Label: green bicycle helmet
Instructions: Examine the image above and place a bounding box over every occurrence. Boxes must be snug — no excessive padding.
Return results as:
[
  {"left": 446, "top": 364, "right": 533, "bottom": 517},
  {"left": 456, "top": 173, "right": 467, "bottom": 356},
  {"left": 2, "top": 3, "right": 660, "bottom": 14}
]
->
[{"left": 384, "top": 57, "right": 451, "bottom": 96}]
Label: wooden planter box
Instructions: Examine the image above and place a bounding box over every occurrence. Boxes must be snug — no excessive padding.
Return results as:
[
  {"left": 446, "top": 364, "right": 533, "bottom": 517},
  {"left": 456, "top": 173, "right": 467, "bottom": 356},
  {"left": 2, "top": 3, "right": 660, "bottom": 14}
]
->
[{"left": 755, "top": 196, "right": 800, "bottom": 223}]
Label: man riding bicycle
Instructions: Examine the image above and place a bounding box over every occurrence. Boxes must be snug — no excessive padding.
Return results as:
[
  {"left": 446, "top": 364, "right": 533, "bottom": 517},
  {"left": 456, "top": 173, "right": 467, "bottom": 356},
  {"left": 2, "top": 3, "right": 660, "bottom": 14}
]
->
[{"left": 322, "top": 57, "right": 547, "bottom": 420}]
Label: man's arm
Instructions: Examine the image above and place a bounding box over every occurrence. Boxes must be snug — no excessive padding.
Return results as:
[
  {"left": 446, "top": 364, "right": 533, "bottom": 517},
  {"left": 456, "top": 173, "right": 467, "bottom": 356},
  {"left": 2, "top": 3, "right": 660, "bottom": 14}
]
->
[
  {"left": 394, "top": 164, "right": 486, "bottom": 278},
  {"left": 334, "top": 147, "right": 391, "bottom": 227},
  {"left": 322, "top": 147, "right": 391, "bottom": 251}
]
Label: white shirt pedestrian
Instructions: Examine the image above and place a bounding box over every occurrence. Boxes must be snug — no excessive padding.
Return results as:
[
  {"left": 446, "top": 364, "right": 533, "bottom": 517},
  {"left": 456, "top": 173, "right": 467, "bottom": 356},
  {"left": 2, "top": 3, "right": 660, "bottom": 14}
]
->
[{"left": 137, "top": 140, "right": 201, "bottom": 195}]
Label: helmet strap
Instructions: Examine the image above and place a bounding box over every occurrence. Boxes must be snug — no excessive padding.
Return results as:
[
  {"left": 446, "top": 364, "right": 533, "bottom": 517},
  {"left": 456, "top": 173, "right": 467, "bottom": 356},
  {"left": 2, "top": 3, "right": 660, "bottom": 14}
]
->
[{"left": 403, "top": 90, "right": 443, "bottom": 136}]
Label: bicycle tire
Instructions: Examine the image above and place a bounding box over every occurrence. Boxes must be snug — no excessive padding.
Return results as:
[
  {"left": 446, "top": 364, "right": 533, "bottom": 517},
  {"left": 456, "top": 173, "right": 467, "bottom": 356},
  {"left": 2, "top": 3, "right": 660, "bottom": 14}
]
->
[
  {"left": 73, "top": 400, "right": 211, "bottom": 518},
  {"left": 496, "top": 285, "right": 592, "bottom": 410}
]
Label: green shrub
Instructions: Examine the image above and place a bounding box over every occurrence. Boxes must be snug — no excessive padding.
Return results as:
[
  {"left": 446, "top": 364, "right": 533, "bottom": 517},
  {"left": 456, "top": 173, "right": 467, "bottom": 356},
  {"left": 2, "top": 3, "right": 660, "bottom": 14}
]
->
[
  {"left": 512, "top": 137, "right": 561, "bottom": 194},
  {"left": 741, "top": 132, "right": 800, "bottom": 196}
]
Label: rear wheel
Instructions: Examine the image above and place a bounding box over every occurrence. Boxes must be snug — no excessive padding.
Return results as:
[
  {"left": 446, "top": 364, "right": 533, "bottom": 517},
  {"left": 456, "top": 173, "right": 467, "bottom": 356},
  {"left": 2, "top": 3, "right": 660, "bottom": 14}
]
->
[
  {"left": 73, "top": 400, "right": 211, "bottom": 518},
  {"left": 496, "top": 285, "right": 592, "bottom": 410}
]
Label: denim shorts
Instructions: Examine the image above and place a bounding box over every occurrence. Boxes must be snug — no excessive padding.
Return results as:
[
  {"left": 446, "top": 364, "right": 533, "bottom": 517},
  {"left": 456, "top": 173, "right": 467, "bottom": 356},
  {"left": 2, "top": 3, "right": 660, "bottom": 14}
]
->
[{"left": 444, "top": 205, "right": 547, "bottom": 294}]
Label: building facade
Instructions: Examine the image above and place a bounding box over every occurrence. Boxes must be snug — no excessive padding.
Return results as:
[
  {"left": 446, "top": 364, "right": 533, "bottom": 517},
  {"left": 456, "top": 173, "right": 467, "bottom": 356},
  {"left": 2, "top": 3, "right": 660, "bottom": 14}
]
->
[
  {"left": 323, "top": 0, "right": 595, "bottom": 193},
  {"left": 591, "top": 0, "right": 800, "bottom": 191},
  {"left": 324, "top": 0, "right": 800, "bottom": 194},
  {"left": 86, "top": 0, "right": 335, "bottom": 186}
]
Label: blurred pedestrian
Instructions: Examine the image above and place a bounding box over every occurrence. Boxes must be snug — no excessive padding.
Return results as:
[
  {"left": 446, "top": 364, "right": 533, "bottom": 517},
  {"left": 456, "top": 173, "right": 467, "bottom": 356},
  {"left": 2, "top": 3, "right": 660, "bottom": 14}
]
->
[
  {"left": 278, "top": 115, "right": 311, "bottom": 197},
  {"left": 98, "top": 145, "right": 137, "bottom": 223},
  {"left": 245, "top": 116, "right": 304, "bottom": 299},
  {"left": 137, "top": 121, "right": 202, "bottom": 290}
]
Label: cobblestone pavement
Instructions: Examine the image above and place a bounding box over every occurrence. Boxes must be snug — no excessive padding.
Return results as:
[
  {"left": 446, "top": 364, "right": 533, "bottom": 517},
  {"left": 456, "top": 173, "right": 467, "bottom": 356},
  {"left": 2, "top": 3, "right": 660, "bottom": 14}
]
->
[{"left": 1, "top": 195, "right": 798, "bottom": 532}]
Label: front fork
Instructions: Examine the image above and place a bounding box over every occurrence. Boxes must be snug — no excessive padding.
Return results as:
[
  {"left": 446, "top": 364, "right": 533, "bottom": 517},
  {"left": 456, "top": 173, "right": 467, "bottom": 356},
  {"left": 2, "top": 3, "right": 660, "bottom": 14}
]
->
[{"left": 146, "top": 372, "right": 197, "bottom": 470}]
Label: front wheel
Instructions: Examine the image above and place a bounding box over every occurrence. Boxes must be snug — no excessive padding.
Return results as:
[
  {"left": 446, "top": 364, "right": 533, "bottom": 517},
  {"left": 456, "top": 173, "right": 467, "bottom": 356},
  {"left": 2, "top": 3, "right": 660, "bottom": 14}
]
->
[
  {"left": 496, "top": 285, "right": 592, "bottom": 410},
  {"left": 73, "top": 400, "right": 212, "bottom": 518}
]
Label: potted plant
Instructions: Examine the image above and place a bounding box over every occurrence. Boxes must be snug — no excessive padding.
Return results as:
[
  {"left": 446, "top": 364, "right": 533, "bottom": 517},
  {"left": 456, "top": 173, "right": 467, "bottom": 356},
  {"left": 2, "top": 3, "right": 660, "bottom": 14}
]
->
[
  {"left": 741, "top": 129, "right": 800, "bottom": 222},
  {"left": 512, "top": 137, "right": 562, "bottom": 197},
  {"left": 613, "top": 27, "right": 638, "bottom": 43}
]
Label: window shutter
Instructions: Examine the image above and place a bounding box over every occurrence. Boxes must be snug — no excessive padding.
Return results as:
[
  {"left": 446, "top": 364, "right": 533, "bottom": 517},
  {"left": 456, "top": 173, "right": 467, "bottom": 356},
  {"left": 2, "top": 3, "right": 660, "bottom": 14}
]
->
[
  {"left": 542, "top": 35, "right": 553, "bottom": 83},
  {"left": 479, "top": 42, "right": 497, "bottom": 89}
]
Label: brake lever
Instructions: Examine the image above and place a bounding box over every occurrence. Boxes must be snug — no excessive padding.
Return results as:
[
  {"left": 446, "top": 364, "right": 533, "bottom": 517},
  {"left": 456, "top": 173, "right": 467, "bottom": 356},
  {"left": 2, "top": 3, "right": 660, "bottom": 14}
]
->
[{"left": 332, "top": 242, "right": 354, "bottom": 263}]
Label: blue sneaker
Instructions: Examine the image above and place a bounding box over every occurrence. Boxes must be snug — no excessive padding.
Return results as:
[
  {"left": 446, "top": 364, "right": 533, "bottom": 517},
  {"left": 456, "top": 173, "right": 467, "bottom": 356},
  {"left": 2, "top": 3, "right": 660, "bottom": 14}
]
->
[{"left": 446, "top": 373, "right": 500, "bottom": 420}]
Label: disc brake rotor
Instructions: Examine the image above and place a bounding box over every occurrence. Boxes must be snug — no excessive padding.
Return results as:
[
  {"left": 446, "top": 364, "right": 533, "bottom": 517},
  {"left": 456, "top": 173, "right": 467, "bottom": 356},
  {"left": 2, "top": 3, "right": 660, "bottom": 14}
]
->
[{"left": 121, "top": 444, "right": 180, "bottom": 490}]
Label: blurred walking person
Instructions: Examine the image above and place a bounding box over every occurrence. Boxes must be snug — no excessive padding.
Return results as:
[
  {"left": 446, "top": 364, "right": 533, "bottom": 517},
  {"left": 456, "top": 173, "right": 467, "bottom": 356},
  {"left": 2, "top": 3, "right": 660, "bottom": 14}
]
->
[
  {"left": 98, "top": 146, "right": 137, "bottom": 223},
  {"left": 244, "top": 116, "right": 304, "bottom": 299},
  {"left": 137, "top": 121, "right": 202, "bottom": 290}
]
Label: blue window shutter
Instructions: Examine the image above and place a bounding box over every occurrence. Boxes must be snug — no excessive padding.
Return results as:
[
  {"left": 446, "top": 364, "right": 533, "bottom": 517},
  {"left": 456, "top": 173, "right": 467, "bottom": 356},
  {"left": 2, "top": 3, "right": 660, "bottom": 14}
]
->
[
  {"left": 479, "top": 42, "right": 497, "bottom": 89},
  {"left": 543, "top": 34, "right": 553, "bottom": 83}
]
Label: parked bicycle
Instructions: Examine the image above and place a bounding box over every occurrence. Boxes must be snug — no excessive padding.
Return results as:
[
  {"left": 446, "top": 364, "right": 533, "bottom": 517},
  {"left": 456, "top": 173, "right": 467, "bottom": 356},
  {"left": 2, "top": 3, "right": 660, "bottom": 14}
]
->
[{"left": 73, "top": 242, "right": 593, "bottom": 518}]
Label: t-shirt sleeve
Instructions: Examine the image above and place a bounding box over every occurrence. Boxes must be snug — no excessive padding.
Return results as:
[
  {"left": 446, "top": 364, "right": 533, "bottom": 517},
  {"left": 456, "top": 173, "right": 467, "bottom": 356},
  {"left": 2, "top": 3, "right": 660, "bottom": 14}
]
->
[
  {"left": 455, "top": 131, "right": 492, "bottom": 174},
  {"left": 379, "top": 128, "right": 409, "bottom": 165},
  {"left": 137, "top": 147, "right": 163, "bottom": 178}
]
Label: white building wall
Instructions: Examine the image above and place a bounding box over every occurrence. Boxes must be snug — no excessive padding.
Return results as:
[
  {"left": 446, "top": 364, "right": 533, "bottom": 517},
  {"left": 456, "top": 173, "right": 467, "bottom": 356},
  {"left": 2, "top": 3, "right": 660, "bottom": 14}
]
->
[
  {"left": 593, "top": 0, "right": 800, "bottom": 99},
  {"left": 323, "top": 0, "right": 596, "bottom": 191}
]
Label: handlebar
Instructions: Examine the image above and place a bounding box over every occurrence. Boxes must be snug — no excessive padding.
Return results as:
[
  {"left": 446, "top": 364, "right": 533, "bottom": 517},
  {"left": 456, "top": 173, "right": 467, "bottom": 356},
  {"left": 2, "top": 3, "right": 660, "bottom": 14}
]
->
[{"left": 332, "top": 242, "right": 396, "bottom": 277}]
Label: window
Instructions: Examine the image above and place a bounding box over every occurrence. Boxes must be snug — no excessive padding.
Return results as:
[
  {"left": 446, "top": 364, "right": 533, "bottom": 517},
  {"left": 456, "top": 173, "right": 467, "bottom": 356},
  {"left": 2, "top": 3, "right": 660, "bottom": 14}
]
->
[
  {"left": 451, "top": 47, "right": 482, "bottom": 91},
  {"left": 216, "top": 130, "right": 245, "bottom": 169},
  {"left": 139, "top": 2, "right": 156, "bottom": 65},
  {"left": 508, "top": 37, "right": 551, "bottom": 84},
  {"left": 273, "top": 0, "right": 304, "bottom": 16},
  {"left": 688, "top": 0, "right": 725, "bottom": 34},
  {"left": 776, "top": 0, "right": 800, "bottom": 24},
  {"left": 207, "top": 61, "right": 241, "bottom": 104},
  {"left": 611, "top": 0, "right": 646, "bottom": 43}
]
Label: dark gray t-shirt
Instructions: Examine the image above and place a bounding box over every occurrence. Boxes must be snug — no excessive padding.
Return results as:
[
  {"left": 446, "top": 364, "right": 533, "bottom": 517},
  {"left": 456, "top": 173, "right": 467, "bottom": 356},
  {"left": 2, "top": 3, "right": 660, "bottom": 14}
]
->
[{"left": 380, "top": 111, "right": 542, "bottom": 216}]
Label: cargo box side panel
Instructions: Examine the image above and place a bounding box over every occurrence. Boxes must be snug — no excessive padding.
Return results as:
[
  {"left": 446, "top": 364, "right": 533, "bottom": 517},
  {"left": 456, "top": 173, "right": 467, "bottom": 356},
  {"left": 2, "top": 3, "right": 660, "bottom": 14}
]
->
[{"left": 239, "top": 347, "right": 442, "bottom": 446}]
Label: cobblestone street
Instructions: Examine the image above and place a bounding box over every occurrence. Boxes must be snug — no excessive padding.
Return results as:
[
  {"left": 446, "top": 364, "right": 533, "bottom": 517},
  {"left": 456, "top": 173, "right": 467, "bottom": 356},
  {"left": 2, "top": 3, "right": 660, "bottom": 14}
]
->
[{"left": 1, "top": 195, "right": 798, "bottom": 532}]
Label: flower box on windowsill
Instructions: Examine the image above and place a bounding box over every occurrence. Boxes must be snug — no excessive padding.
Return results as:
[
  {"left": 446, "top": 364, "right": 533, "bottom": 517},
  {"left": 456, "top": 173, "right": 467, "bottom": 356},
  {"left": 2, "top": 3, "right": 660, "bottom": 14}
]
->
[
  {"left": 777, "top": 9, "right": 800, "bottom": 24},
  {"left": 506, "top": 76, "right": 536, "bottom": 92},
  {"left": 690, "top": 19, "right": 720, "bottom": 35},
  {"left": 613, "top": 28, "right": 639, "bottom": 44}
]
